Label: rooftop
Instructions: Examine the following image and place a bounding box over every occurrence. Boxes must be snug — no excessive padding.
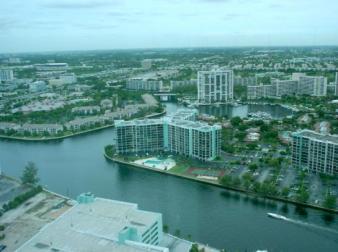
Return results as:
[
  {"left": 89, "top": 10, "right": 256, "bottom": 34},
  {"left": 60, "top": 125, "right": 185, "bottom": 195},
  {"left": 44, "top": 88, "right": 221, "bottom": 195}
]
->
[
  {"left": 17, "top": 197, "right": 163, "bottom": 252},
  {"left": 293, "top": 129, "right": 338, "bottom": 144}
]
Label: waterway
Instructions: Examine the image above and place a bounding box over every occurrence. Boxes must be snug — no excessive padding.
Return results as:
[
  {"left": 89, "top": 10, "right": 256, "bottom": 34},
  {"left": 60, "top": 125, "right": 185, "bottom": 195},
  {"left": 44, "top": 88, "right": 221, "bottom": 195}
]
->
[
  {"left": 0, "top": 103, "right": 337, "bottom": 252},
  {"left": 198, "top": 103, "right": 294, "bottom": 119}
]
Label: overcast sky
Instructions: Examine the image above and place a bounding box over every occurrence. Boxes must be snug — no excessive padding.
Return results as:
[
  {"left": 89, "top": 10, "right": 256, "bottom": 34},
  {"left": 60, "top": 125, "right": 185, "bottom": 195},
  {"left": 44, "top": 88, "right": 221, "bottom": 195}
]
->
[{"left": 1, "top": 0, "right": 338, "bottom": 53}]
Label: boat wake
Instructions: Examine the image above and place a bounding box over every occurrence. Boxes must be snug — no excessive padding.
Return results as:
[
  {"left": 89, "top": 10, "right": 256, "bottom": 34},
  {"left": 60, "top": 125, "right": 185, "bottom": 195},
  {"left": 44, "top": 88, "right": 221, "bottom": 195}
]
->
[{"left": 268, "top": 213, "right": 338, "bottom": 234}]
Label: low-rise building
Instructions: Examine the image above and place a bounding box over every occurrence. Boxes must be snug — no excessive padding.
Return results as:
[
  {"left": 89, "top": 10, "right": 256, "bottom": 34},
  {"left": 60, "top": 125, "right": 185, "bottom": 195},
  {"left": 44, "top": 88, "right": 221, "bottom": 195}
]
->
[
  {"left": 0, "top": 122, "right": 20, "bottom": 133},
  {"left": 17, "top": 193, "right": 166, "bottom": 252},
  {"left": 19, "top": 123, "right": 63, "bottom": 135},
  {"left": 29, "top": 81, "right": 47, "bottom": 93},
  {"left": 71, "top": 106, "right": 101, "bottom": 115},
  {"left": 65, "top": 116, "right": 106, "bottom": 130},
  {"left": 100, "top": 99, "right": 113, "bottom": 109},
  {"left": 291, "top": 129, "right": 338, "bottom": 175}
]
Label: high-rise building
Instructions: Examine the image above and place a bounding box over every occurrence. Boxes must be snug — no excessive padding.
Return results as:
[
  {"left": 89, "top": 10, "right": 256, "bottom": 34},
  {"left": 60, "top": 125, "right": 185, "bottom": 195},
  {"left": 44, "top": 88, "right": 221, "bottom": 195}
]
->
[
  {"left": 114, "top": 109, "right": 221, "bottom": 161},
  {"left": 336, "top": 72, "right": 338, "bottom": 96},
  {"left": 291, "top": 130, "right": 338, "bottom": 175},
  {"left": 126, "top": 78, "right": 163, "bottom": 91},
  {"left": 114, "top": 119, "right": 164, "bottom": 154},
  {"left": 247, "top": 84, "right": 276, "bottom": 99},
  {"left": 247, "top": 74, "right": 328, "bottom": 99},
  {"left": 0, "top": 69, "right": 14, "bottom": 81},
  {"left": 197, "top": 69, "right": 233, "bottom": 104},
  {"left": 272, "top": 79, "right": 298, "bottom": 97},
  {"left": 298, "top": 76, "right": 327, "bottom": 96}
]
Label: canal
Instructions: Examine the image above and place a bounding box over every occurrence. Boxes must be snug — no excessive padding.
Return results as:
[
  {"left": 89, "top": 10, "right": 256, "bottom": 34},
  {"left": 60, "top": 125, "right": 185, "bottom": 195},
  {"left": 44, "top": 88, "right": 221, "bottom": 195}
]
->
[{"left": 0, "top": 103, "right": 337, "bottom": 251}]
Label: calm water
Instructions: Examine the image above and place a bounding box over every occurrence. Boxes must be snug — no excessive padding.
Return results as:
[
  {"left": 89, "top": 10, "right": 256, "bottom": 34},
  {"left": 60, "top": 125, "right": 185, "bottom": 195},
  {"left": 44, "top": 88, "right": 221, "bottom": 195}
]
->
[
  {"left": 198, "top": 103, "right": 293, "bottom": 119},
  {"left": 0, "top": 103, "right": 337, "bottom": 252}
]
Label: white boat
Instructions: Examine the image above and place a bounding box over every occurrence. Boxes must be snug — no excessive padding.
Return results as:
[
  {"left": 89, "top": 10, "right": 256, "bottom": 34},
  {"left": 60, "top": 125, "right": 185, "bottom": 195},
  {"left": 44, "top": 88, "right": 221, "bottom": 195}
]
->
[{"left": 267, "top": 213, "right": 288, "bottom": 221}]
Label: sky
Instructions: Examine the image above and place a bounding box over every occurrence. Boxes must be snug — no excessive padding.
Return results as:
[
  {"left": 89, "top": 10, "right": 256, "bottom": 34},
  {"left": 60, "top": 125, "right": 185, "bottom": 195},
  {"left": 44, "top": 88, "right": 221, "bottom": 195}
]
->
[{"left": 1, "top": 0, "right": 338, "bottom": 53}]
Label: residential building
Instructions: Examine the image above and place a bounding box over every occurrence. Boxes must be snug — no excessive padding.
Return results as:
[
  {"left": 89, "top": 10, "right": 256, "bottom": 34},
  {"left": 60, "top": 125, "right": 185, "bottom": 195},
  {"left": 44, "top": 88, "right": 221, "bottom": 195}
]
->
[
  {"left": 114, "top": 119, "right": 165, "bottom": 154},
  {"left": 234, "top": 76, "right": 257, "bottom": 86},
  {"left": 247, "top": 74, "right": 327, "bottom": 99},
  {"left": 336, "top": 72, "right": 338, "bottom": 96},
  {"left": 0, "top": 69, "right": 14, "bottom": 81},
  {"left": 141, "top": 59, "right": 152, "bottom": 69},
  {"left": 114, "top": 109, "right": 221, "bottom": 161},
  {"left": 291, "top": 72, "right": 306, "bottom": 81},
  {"left": 29, "top": 81, "right": 47, "bottom": 93},
  {"left": 170, "top": 79, "right": 197, "bottom": 90},
  {"left": 49, "top": 73, "right": 77, "bottom": 86},
  {"left": 35, "top": 63, "right": 68, "bottom": 72},
  {"left": 71, "top": 106, "right": 101, "bottom": 115},
  {"left": 65, "top": 116, "right": 107, "bottom": 130},
  {"left": 197, "top": 69, "right": 234, "bottom": 104},
  {"left": 19, "top": 123, "right": 63, "bottom": 135},
  {"left": 327, "top": 83, "right": 337, "bottom": 95},
  {"left": 126, "top": 78, "right": 163, "bottom": 91},
  {"left": 0, "top": 122, "right": 20, "bottom": 133},
  {"left": 100, "top": 99, "right": 113, "bottom": 109},
  {"left": 17, "top": 193, "right": 167, "bottom": 252},
  {"left": 272, "top": 79, "right": 298, "bottom": 97},
  {"left": 291, "top": 130, "right": 338, "bottom": 175},
  {"left": 298, "top": 76, "right": 327, "bottom": 96},
  {"left": 247, "top": 84, "right": 276, "bottom": 99}
]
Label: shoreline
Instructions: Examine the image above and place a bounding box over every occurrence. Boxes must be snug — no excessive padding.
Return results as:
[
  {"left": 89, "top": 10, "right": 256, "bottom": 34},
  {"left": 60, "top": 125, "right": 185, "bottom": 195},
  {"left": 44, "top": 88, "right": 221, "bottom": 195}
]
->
[
  {"left": 104, "top": 152, "right": 338, "bottom": 214},
  {"left": 0, "top": 110, "right": 166, "bottom": 142}
]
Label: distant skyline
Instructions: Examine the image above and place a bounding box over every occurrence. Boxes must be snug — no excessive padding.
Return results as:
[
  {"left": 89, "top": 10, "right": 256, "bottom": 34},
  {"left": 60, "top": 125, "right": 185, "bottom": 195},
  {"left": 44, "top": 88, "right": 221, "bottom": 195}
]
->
[{"left": 1, "top": 0, "right": 338, "bottom": 53}]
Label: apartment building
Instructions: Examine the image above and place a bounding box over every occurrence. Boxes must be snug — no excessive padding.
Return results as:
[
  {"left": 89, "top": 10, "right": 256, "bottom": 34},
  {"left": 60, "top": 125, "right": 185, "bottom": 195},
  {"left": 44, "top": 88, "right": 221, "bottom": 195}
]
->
[
  {"left": 126, "top": 78, "right": 163, "bottom": 91},
  {"left": 291, "top": 130, "right": 338, "bottom": 175},
  {"left": 298, "top": 76, "right": 327, "bottom": 96},
  {"left": 114, "top": 109, "right": 221, "bottom": 161},
  {"left": 0, "top": 69, "right": 14, "bottom": 81},
  {"left": 197, "top": 69, "right": 234, "bottom": 104}
]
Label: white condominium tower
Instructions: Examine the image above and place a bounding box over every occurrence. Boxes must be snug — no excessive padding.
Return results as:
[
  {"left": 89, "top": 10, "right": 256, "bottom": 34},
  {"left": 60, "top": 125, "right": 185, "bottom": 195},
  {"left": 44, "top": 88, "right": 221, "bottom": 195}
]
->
[
  {"left": 292, "top": 130, "right": 338, "bottom": 176},
  {"left": 298, "top": 76, "right": 327, "bottom": 96},
  {"left": 114, "top": 109, "right": 221, "bottom": 161},
  {"left": 198, "top": 69, "right": 234, "bottom": 104}
]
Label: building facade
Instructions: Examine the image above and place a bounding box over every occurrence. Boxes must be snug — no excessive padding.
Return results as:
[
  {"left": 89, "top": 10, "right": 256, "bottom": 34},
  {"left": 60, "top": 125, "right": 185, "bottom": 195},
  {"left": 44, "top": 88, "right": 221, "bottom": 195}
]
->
[
  {"left": 197, "top": 70, "right": 234, "bottom": 104},
  {"left": 0, "top": 69, "right": 14, "bottom": 81},
  {"left": 272, "top": 79, "right": 298, "bottom": 97},
  {"left": 114, "top": 109, "right": 221, "bottom": 161},
  {"left": 127, "top": 78, "right": 163, "bottom": 91},
  {"left": 292, "top": 130, "right": 338, "bottom": 175},
  {"left": 298, "top": 76, "right": 327, "bottom": 96},
  {"left": 17, "top": 194, "right": 166, "bottom": 252}
]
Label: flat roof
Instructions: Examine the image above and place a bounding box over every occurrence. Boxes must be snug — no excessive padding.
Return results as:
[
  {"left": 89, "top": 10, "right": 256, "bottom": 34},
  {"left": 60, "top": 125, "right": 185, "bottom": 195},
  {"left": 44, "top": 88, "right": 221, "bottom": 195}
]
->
[
  {"left": 17, "top": 198, "right": 162, "bottom": 252},
  {"left": 293, "top": 129, "right": 338, "bottom": 144}
]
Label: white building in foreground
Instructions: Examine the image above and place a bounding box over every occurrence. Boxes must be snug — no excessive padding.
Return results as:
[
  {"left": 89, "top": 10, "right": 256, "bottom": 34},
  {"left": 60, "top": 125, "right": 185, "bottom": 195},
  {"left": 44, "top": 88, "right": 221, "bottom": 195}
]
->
[
  {"left": 197, "top": 69, "right": 234, "bottom": 104},
  {"left": 17, "top": 193, "right": 166, "bottom": 252}
]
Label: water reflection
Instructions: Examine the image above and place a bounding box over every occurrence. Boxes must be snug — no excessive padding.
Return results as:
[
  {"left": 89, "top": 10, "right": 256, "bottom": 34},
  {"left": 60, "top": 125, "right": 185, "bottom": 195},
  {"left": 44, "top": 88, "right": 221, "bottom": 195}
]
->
[{"left": 198, "top": 103, "right": 293, "bottom": 119}]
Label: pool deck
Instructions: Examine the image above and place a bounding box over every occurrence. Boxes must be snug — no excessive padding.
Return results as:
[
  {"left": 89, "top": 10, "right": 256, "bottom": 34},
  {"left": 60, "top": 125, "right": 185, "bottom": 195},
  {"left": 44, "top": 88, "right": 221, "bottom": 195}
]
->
[{"left": 133, "top": 157, "right": 176, "bottom": 171}]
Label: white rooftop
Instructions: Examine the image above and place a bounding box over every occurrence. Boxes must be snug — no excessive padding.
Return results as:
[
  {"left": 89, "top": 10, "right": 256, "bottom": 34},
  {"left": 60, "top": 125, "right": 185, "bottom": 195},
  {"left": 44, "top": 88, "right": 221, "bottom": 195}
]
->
[{"left": 17, "top": 198, "right": 164, "bottom": 252}]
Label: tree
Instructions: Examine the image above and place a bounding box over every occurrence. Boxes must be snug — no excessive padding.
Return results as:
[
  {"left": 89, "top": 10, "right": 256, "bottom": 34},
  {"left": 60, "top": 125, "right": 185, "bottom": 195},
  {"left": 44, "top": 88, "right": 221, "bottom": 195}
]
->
[
  {"left": 248, "top": 163, "right": 258, "bottom": 172},
  {"left": 322, "top": 192, "right": 337, "bottom": 209},
  {"left": 21, "top": 162, "right": 39, "bottom": 185},
  {"left": 230, "top": 116, "right": 242, "bottom": 127}
]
